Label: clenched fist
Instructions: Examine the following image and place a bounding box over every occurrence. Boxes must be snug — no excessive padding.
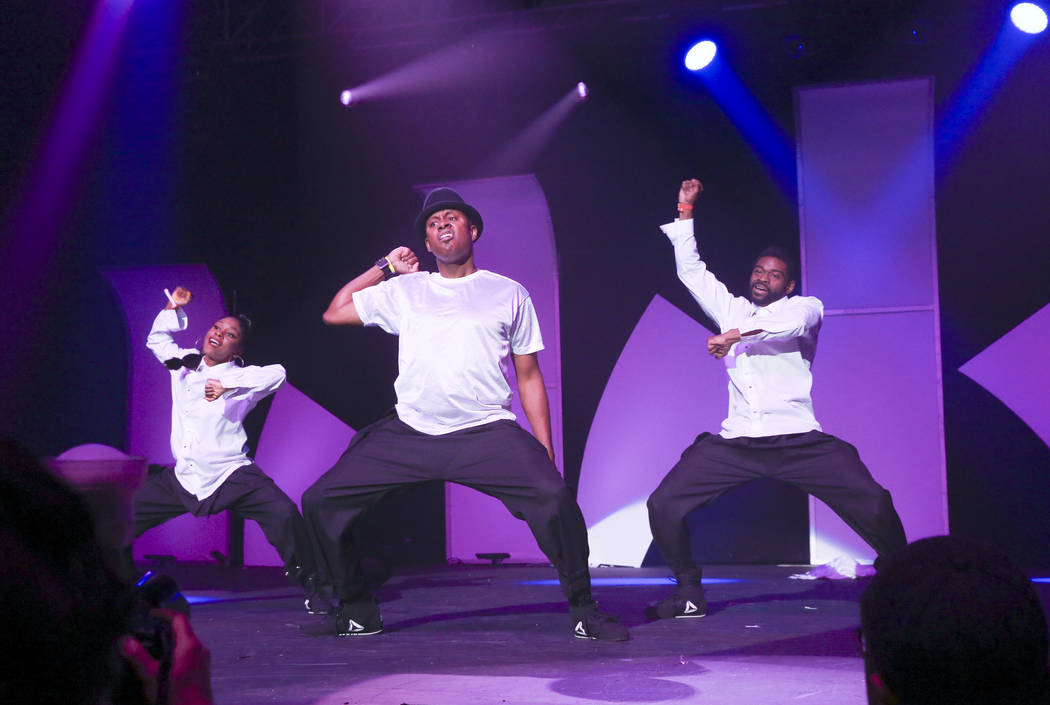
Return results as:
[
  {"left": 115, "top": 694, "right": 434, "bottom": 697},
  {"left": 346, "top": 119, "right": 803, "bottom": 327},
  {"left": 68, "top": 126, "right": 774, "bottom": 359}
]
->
[
  {"left": 204, "top": 379, "right": 226, "bottom": 402},
  {"left": 706, "top": 329, "right": 741, "bottom": 359},
  {"left": 386, "top": 246, "right": 420, "bottom": 275},
  {"left": 167, "top": 286, "right": 193, "bottom": 310},
  {"left": 679, "top": 179, "right": 703, "bottom": 205}
]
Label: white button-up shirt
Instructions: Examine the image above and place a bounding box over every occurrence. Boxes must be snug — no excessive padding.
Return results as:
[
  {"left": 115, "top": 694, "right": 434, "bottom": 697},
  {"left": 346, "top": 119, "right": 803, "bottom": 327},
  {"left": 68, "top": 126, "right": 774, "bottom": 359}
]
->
[
  {"left": 147, "top": 308, "right": 286, "bottom": 500},
  {"left": 662, "top": 218, "right": 824, "bottom": 439}
]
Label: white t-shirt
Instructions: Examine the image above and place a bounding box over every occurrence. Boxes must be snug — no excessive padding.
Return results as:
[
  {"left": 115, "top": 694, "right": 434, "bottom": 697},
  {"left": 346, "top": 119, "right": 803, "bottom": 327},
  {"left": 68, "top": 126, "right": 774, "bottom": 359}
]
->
[{"left": 352, "top": 270, "right": 544, "bottom": 435}]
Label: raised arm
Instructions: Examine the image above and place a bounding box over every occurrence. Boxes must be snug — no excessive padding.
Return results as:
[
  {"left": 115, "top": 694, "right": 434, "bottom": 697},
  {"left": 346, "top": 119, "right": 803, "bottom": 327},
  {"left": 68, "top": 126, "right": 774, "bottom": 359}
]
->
[
  {"left": 661, "top": 179, "right": 750, "bottom": 331},
  {"left": 323, "top": 246, "right": 419, "bottom": 326},
  {"left": 513, "top": 352, "right": 555, "bottom": 462}
]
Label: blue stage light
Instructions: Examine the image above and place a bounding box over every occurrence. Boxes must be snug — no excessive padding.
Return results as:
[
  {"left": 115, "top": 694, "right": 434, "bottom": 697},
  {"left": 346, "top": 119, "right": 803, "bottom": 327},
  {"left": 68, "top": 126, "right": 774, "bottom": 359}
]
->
[
  {"left": 1010, "top": 2, "right": 1048, "bottom": 33},
  {"left": 684, "top": 40, "right": 718, "bottom": 71},
  {"left": 339, "top": 89, "right": 353, "bottom": 106},
  {"left": 575, "top": 82, "right": 588, "bottom": 101}
]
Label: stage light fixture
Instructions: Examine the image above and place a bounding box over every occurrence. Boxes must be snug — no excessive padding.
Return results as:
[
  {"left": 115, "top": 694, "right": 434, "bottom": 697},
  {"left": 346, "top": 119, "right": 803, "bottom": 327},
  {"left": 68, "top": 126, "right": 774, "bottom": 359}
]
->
[
  {"left": 684, "top": 40, "right": 717, "bottom": 71},
  {"left": 575, "top": 82, "right": 588, "bottom": 101},
  {"left": 1010, "top": 2, "right": 1048, "bottom": 33},
  {"left": 339, "top": 89, "right": 353, "bottom": 106}
]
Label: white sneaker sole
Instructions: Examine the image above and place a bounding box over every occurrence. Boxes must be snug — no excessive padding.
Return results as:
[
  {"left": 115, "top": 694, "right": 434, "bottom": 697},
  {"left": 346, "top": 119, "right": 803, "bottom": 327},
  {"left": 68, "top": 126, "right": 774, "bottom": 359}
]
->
[{"left": 337, "top": 627, "right": 383, "bottom": 636}]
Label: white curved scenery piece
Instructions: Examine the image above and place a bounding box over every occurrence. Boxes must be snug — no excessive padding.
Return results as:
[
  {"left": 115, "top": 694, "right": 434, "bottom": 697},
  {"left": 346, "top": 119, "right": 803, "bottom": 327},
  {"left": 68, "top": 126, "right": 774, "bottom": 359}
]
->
[{"left": 577, "top": 295, "right": 726, "bottom": 567}]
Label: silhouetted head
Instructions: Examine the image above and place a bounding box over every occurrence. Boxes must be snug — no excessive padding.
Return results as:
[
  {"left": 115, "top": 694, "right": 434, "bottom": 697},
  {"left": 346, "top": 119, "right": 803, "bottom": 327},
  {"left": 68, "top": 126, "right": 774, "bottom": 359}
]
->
[
  {"left": 0, "top": 437, "right": 131, "bottom": 705},
  {"left": 860, "top": 535, "right": 1050, "bottom": 705}
]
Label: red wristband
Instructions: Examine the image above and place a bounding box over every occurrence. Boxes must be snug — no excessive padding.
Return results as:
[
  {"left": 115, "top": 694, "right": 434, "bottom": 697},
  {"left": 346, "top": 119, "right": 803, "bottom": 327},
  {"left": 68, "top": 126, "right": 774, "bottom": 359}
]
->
[{"left": 677, "top": 203, "right": 694, "bottom": 212}]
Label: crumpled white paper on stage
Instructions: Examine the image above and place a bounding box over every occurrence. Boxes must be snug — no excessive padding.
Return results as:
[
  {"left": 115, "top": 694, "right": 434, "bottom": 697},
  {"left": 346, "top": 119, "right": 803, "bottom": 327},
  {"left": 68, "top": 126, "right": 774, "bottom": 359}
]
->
[{"left": 789, "top": 555, "right": 877, "bottom": 580}]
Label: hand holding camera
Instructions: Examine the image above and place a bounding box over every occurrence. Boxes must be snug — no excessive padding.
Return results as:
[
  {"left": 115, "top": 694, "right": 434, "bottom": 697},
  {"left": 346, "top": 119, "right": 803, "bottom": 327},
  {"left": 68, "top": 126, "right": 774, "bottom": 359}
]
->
[{"left": 120, "top": 608, "right": 213, "bottom": 705}]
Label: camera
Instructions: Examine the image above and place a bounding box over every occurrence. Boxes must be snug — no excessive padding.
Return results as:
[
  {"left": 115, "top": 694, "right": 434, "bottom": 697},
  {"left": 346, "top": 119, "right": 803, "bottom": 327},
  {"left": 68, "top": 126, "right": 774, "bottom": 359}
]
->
[{"left": 112, "top": 571, "right": 190, "bottom": 705}]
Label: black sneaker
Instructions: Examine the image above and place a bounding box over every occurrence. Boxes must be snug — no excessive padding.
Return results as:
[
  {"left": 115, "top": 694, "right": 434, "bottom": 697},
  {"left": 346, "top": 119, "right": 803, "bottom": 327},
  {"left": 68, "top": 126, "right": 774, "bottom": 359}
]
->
[
  {"left": 570, "top": 604, "right": 629, "bottom": 641},
  {"left": 334, "top": 598, "right": 383, "bottom": 637},
  {"left": 302, "top": 575, "right": 333, "bottom": 615},
  {"left": 652, "top": 585, "right": 707, "bottom": 619}
]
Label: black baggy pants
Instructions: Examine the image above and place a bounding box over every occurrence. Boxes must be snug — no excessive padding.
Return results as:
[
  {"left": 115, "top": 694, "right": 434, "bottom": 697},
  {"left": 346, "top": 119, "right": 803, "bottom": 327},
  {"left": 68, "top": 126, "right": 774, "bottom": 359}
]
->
[
  {"left": 133, "top": 463, "right": 319, "bottom": 579},
  {"left": 302, "top": 415, "right": 593, "bottom": 606},
  {"left": 647, "top": 430, "right": 907, "bottom": 585}
]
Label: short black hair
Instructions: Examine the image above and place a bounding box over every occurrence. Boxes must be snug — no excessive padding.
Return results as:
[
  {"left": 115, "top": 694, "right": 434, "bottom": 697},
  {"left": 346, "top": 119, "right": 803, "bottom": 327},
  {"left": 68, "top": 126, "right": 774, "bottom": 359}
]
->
[
  {"left": 754, "top": 246, "right": 797, "bottom": 284},
  {"left": 233, "top": 313, "right": 252, "bottom": 346},
  {"left": 215, "top": 312, "right": 252, "bottom": 347},
  {"left": 860, "top": 536, "right": 1050, "bottom": 705}
]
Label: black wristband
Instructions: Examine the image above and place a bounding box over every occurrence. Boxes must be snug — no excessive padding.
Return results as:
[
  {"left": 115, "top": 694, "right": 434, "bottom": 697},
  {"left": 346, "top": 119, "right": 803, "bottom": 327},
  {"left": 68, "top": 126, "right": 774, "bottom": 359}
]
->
[{"left": 374, "top": 256, "right": 396, "bottom": 279}]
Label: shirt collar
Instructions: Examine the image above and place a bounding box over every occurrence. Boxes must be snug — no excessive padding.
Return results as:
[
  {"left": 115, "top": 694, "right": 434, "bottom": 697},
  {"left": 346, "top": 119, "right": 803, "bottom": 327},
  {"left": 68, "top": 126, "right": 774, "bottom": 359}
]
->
[
  {"left": 751, "top": 294, "right": 792, "bottom": 317},
  {"left": 194, "top": 355, "right": 236, "bottom": 373}
]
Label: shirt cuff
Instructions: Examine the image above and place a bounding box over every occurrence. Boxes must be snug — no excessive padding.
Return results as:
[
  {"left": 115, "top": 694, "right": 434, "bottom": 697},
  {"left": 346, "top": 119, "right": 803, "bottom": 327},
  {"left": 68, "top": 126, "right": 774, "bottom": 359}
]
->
[
  {"left": 660, "top": 218, "right": 694, "bottom": 245},
  {"left": 513, "top": 342, "right": 545, "bottom": 356},
  {"left": 156, "top": 307, "right": 188, "bottom": 331}
]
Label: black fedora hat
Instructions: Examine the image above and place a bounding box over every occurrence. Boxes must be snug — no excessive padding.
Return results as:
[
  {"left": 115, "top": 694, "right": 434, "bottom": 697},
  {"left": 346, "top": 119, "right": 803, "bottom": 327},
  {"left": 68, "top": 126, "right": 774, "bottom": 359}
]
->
[{"left": 413, "top": 187, "right": 484, "bottom": 240}]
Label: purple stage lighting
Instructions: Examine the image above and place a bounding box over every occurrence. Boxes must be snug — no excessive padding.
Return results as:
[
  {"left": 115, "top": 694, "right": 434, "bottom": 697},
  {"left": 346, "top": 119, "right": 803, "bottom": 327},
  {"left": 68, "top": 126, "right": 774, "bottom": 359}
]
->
[
  {"left": 339, "top": 89, "right": 353, "bottom": 106},
  {"left": 684, "top": 40, "right": 717, "bottom": 71},
  {"left": 467, "top": 86, "right": 586, "bottom": 177},
  {"left": 1010, "top": 3, "right": 1048, "bottom": 33}
]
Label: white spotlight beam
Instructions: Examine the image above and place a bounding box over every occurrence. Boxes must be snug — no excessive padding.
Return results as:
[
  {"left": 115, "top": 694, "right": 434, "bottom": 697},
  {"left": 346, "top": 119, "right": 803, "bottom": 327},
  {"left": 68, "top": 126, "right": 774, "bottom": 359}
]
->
[
  {"left": 344, "top": 28, "right": 550, "bottom": 104},
  {"left": 468, "top": 86, "right": 583, "bottom": 178}
]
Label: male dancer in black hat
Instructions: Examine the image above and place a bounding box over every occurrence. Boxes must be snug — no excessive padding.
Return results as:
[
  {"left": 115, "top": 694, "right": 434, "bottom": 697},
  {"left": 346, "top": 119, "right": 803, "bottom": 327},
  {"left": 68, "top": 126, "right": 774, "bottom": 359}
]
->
[
  {"left": 646, "top": 178, "right": 908, "bottom": 619},
  {"left": 303, "top": 188, "right": 627, "bottom": 640}
]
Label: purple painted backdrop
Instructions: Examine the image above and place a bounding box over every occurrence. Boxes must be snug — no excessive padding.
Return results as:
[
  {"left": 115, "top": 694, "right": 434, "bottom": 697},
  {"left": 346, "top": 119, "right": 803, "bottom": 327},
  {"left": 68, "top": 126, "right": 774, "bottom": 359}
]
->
[
  {"left": 959, "top": 302, "right": 1050, "bottom": 449},
  {"left": 797, "top": 78, "right": 948, "bottom": 562},
  {"left": 247, "top": 384, "right": 356, "bottom": 566}
]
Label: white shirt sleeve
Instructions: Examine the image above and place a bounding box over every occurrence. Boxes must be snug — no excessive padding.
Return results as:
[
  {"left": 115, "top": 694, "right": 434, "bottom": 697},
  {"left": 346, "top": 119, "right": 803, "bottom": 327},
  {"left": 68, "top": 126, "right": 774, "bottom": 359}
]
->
[
  {"left": 352, "top": 279, "right": 403, "bottom": 335},
  {"left": 745, "top": 297, "right": 823, "bottom": 341},
  {"left": 216, "top": 364, "right": 287, "bottom": 403},
  {"left": 146, "top": 308, "right": 196, "bottom": 363},
  {"left": 660, "top": 219, "right": 750, "bottom": 332},
  {"left": 509, "top": 293, "right": 544, "bottom": 355}
]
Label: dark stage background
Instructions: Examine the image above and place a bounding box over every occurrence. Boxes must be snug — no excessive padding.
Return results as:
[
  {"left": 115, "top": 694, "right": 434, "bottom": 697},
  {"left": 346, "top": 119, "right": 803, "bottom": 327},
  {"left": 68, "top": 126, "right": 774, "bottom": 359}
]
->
[{"left": 2, "top": 0, "right": 1048, "bottom": 570}]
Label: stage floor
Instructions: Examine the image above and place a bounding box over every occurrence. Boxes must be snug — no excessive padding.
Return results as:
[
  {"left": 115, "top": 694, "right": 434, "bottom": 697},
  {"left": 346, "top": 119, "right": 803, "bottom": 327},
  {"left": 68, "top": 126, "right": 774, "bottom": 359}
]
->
[{"left": 154, "top": 562, "right": 1049, "bottom": 705}]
